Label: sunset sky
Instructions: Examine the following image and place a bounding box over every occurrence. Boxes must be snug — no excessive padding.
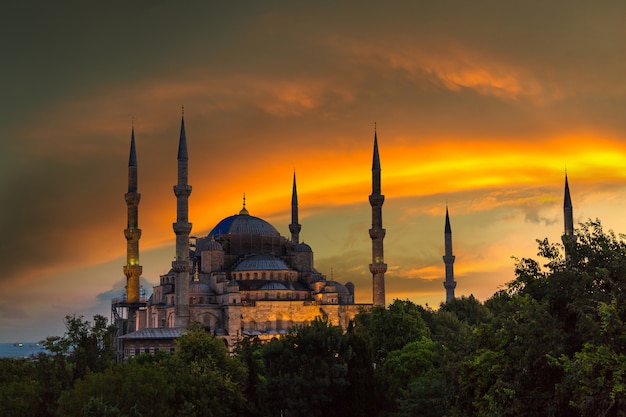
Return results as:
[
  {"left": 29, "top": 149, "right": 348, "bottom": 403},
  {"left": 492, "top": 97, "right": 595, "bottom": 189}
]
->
[{"left": 2, "top": 1, "right": 626, "bottom": 342}]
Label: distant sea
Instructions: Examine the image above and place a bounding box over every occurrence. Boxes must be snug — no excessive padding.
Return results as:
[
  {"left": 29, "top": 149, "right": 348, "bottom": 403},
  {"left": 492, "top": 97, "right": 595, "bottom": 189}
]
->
[{"left": 0, "top": 342, "right": 48, "bottom": 359}]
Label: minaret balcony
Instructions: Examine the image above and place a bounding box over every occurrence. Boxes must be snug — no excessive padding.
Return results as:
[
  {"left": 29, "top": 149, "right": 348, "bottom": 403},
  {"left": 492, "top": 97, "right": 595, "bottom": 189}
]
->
[
  {"left": 173, "top": 184, "right": 192, "bottom": 197},
  {"left": 443, "top": 255, "right": 455, "bottom": 263},
  {"left": 124, "top": 265, "right": 143, "bottom": 277},
  {"left": 172, "top": 259, "right": 192, "bottom": 273},
  {"left": 124, "top": 228, "right": 142, "bottom": 240},
  {"left": 369, "top": 194, "right": 385, "bottom": 206},
  {"left": 124, "top": 192, "right": 141, "bottom": 205},
  {"left": 369, "top": 263, "right": 388, "bottom": 274},
  {"left": 443, "top": 281, "right": 457, "bottom": 290},
  {"left": 173, "top": 222, "right": 192, "bottom": 235},
  {"left": 369, "top": 228, "right": 386, "bottom": 239}
]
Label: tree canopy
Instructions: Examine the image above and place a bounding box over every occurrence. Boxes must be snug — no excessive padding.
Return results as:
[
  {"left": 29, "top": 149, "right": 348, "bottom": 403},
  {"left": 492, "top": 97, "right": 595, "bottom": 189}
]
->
[{"left": 3, "top": 219, "right": 626, "bottom": 417}]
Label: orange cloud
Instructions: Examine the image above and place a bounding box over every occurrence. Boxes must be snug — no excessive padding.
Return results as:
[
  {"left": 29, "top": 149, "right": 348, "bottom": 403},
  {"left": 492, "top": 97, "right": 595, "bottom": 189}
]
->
[{"left": 328, "top": 36, "right": 547, "bottom": 101}]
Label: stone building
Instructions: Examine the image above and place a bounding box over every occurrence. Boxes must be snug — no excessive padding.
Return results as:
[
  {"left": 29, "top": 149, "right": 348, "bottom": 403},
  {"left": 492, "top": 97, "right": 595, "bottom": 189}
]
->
[{"left": 113, "top": 115, "right": 379, "bottom": 359}]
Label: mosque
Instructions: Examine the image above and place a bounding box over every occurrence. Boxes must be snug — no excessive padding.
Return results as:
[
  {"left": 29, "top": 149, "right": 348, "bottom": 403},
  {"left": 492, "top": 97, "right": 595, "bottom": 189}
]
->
[
  {"left": 112, "top": 114, "right": 576, "bottom": 360},
  {"left": 112, "top": 115, "right": 392, "bottom": 359}
]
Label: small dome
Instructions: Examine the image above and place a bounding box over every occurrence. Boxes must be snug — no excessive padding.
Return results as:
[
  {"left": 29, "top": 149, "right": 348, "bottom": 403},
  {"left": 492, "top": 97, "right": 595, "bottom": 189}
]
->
[
  {"left": 234, "top": 255, "right": 290, "bottom": 271},
  {"left": 204, "top": 239, "right": 223, "bottom": 251},
  {"left": 326, "top": 281, "right": 350, "bottom": 295},
  {"left": 189, "top": 281, "right": 210, "bottom": 295},
  {"left": 294, "top": 242, "right": 312, "bottom": 252},
  {"left": 260, "top": 281, "right": 289, "bottom": 290}
]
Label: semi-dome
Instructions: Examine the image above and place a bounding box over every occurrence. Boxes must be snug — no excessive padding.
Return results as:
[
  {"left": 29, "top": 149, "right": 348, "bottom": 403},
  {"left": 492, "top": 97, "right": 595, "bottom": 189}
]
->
[
  {"left": 189, "top": 281, "right": 210, "bottom": 295},
  {"left": 294, "top": 242, "right": 312, "bottom": 252},
  {"left": 203, "top": 239, "right": 223, "bottom": 251},
  {"left": 326, "top": 281, "right": 351, "bottom": 295},
  {"left": 209, "top": 212, "right": 280, "bottom": 238},
  {"left": 259, "top": 281, "right": 289, "bottom": 291},
  {"left": 234, "top": 254, "right": 290, "bottom": 271}
]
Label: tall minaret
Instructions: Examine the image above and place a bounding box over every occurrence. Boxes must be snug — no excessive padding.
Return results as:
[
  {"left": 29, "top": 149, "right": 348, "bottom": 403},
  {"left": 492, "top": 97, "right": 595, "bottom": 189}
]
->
[
  {"left": 369, "top": 130, "right": 387, "bottom": 307},
  {"left": 173, "top": 111, "right": 192, "bottom": 328},
  {"left": 443, "top": 206, "right": 456, "bottom": 302},
  {"left": 123, "top": 126, "right": 142, "bottom": 331},
  {"left": 289, "top": 172, "right": 301, "bottom": 244},
  {"left": 563, "top": 173, "right": 575, "bottom": 260}
]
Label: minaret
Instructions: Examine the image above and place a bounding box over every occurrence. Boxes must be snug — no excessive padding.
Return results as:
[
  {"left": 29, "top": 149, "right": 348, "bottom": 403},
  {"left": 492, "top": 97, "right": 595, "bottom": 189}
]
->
[
  {"left": 369, "top": 130, "right": 387, "bottom": 307},
  {"left": 563, "top": 173, "right": 575, "bottom": 260},
  {"left": 289, "top": 172, "right": 301, "bottom": 244},
  {"left": 443, "top": 206, "right": 456, "bottom": 302},
  {"left": 123, "top": 125, "right": 142, "bottom": 332},
  {"left": 173, "top": 111, "right": 192, "bottom": 328}
]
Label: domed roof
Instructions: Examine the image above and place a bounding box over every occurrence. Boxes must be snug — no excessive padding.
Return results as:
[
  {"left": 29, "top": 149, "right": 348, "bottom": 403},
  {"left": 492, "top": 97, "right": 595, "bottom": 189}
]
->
[
  {"left": 259, "top": 281, "right": 289, "bottom": 290},
  {"left": 326, "top": 281, "right": 351, "bottom": 295},
  {"left": 209, "top": 212, "right": 280, "bottom": 238},
  {"left": 234, "top": 255, "right": 290, "bottom": 271},
  {"left": 294, "top": 242, "right": 312, "bottom": 252},
  {"left": 204, "top": 239, "right": 223, "bottom": 251},
  {"left": 189, "top": 281, "right": 210, "bottom": 295}
]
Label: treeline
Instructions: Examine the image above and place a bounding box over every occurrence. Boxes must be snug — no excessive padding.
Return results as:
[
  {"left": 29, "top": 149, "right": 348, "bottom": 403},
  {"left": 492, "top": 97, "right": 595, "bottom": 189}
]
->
[{"left": 2, "top": 220, "right": 626, "bottom": 417}]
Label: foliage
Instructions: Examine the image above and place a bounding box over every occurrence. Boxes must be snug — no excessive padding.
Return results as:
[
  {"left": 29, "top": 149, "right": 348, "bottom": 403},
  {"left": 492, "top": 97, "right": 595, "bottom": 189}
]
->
[
  {"left": 256, "top": 317, "right": 351, "bottom": 417},
  {"left": 9, "top": 219, "right": 626, "bottom": 417},
  {"left": 353, "top": 299, "right": 430, "bottom": 364},
  {"left": 57, "top": 325, "right": 247, "bottom": 417},
  {"left": 0, "top": 359, "right": 39, "bottom": 417},
  {"left": 42, "top": 314, "right": 117, "bottom": 379}
]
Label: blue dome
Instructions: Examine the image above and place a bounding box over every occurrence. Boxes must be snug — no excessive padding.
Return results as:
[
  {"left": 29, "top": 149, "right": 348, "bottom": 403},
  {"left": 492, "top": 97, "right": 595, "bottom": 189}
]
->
[
  {"left": 209, "top": 213, "right": 280, "bottom": 237},
  {"left": 234, "top": 255, "right": 290, "bottom": 271}
]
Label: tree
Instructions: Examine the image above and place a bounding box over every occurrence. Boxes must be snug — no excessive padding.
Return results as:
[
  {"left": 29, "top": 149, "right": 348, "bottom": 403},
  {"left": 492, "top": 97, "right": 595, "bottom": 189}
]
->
[
  {"left": 58, "top": 326, "right": 248, "bottom": 417},
  {"left": 0, "top": 359, "right": 39, "bottom": 417},
  {"left": 257, "top": 317, "right": 351, "bottom": 417},
  {"left": 42, "top": 314, "right": 116, "bottom": 380},
  {"left": 380, "top": 338, "right": 447, "bottom": 417},
  {"left": 353, "top": 299, "right": 430, "bottom": 364}
]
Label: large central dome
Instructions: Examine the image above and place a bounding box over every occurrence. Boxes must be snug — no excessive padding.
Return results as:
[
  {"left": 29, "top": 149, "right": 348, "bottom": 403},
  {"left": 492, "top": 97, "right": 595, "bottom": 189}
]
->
[{"left": 208, "top": 210, "right": 280, "bottom": 238}]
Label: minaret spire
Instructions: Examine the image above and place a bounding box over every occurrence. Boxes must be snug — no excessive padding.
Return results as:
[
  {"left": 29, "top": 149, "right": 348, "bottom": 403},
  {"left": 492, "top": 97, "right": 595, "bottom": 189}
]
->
[
  {"left": 563, "top": 173, "right": 575, "bottom": 261},
  {"left": 289, "top": 171, "right": 302, "bottom": 244},
  {"left": 173, "top": 111, "right": 192, "bottom": 328},
  {"left": 369, "top": 129, "right": 387, "bottom": 307},
  {"left": 443, "top": 205, "right": 456, "bottom": 302},
  {"left": 123, "top": 125, "right": 142, "bottom": 332}
]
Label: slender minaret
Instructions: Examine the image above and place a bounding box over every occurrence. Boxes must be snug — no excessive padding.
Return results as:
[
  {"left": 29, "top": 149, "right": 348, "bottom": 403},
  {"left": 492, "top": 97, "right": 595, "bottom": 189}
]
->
[
  {"left": 369, "top": 130, "right": 387, "bottom": 307},
  {"left": 289, "top": 172, "right": 301, "bottom": 244},
  {"left": 173, "top": 111, "right": 192, "bottom": 328},
  {"left": 443, "top": 206, "right": 456, "bottom": 302},
  {"left": 563, "top": 173, "right": 575, "bottom": 260},
  {"left": 123, "top": 126, "right": 142, "bottom": 332}
]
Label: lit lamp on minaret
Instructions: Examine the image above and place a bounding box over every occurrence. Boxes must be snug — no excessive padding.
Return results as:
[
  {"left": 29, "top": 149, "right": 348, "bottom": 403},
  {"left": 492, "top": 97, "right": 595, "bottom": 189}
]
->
[
  {"left": 443, "top": 206, "right": 456, "bottom": 302},
  {"left": 173, "top": 110, "right": 192, "bottom": 328},
  {"left": 123, "top": 125, "right": 142, "bottom": 332},
  {"left": 369, "top": 128, "right": 387, "bottom": 307}
]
